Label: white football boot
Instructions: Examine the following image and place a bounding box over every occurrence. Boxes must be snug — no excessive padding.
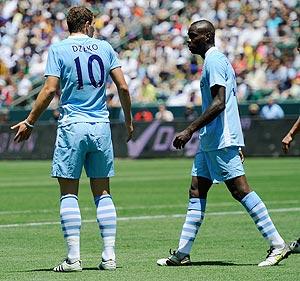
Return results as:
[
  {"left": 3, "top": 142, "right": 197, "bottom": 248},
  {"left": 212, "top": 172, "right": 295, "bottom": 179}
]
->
[
  {"left": 99, "top": 259, "right": 116, "bottom": 270},
  {"left": 157, "top": 250, "right": 191, "bottom": 266},
  {"left": 53, "top": 259, "right": 82, "bottom": 272},
  {"left": 258, "top": 244, "right": 292, "bottom": 267}
]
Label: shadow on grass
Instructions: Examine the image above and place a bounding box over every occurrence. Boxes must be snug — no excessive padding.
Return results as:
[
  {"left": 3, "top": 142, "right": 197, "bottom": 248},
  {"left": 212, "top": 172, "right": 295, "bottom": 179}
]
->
[
  {"left": 189, "top": 261, "right": 256, "bottom": 266},
  {"left": 13, "top": 262, "right": 257, "bottom": 273},
  {"left": 16, "top": 266, "right": 122, "bottom": 272}
]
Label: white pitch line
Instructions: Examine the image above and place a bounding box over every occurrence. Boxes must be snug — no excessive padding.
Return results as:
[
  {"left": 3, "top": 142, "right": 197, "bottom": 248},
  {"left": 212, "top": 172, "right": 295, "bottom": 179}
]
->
[
  {"left": 0, "top": 200, "right": 299, "bottom": 215},
  {"left": 0, "top": 207, "right": 299, "bottom": 229}
]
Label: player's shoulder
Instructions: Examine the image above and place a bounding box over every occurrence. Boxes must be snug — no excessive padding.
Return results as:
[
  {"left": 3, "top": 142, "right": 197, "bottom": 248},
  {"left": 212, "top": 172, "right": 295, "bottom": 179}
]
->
[
  {"left": 49, "top": 39, "right": 70, "bottom": 51},
  {"left": 207, "top": 49, "right": 226, "bottom": 61},
  {"left": 49, "top": 38, "right": 115, "bottom": 55},
  {"left": 90, "top": 38, "right": 117, "bottom": 54},
  {"left": 88, "top": 37, "right": 112, "bottom": 47},
  {"left": 206, "top": 49, "right": 229, "bottom": 67}
]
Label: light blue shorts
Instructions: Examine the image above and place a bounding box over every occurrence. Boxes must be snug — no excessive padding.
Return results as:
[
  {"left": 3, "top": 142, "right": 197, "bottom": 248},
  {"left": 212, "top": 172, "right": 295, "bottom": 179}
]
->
[
  {"left": 52, "top": 122, "right": 114, "bottom": 179},
  {"left": 191, "top": 146, "right": 244, "bottom": 182}
]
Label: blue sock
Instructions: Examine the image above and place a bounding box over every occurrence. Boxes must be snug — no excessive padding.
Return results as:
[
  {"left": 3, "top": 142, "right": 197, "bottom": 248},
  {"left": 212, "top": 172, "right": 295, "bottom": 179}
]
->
[
  {"left": 177, "top": 198, "right": 206, "bottom": 256},
  {"left": 241, "top": 191, "right": 284, "bottom": 248},
  {"left": 94, "top": 194, "right": 117, "bottom": 261},
  {"left": 60, "top": 194, "right": 81, "bottom": 263}
]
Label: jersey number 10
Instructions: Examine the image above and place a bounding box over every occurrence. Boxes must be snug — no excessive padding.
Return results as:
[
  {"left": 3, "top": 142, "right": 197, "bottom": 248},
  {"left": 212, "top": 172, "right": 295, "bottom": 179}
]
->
[{"left": 74, "top": 54, "right": 104, "bottom": 90}]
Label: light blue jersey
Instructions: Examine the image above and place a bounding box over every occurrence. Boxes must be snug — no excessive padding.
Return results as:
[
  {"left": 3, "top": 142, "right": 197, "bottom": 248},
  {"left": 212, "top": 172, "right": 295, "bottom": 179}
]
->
[
  {"left": 45, "top": 35, "right": 121, "bottom": 127},
  {"left": 199, "top": 47, "right": 244, "bottom": 151}
]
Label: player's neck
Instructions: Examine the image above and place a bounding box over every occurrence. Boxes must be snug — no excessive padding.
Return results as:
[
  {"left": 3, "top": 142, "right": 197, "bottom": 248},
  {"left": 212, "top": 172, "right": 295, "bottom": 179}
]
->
[
  {"left": 201, "top": 44, "right": 215, "bottom": 59},
  {"left": 69, "top": 32, "right": 89, "bottom": 38}
]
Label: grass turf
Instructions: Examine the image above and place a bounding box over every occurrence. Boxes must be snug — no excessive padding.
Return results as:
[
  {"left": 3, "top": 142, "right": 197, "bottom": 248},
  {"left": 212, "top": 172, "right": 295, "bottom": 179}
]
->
[{"left": 0, "top": 158, "right": 299, "bottom": 281}]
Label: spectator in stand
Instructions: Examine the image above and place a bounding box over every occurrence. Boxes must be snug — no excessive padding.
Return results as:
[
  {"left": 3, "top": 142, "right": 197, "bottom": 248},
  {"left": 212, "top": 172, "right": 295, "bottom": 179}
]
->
[
  {"left": 0, "top": 79, "right": 13, "bottom": 107},
  {"left": 139, "top": 77, "right": 157, "bottom": 103},
  {"left": 282, "top": 73, "right": 300, "bottom": 99},
  {"left": 0, "top": 59, "right": 9, "bottom": 76},
  {"left": 266, "top": 9, "right": 283, "bottom": 38},
  {"left": 248, "top": 103, "right": 260, "bottom": 119},
  {"left": 15, "top": 70, "right": 32, "bottom": 98},
  {"left": 260, "top": 97, "right": 285, "bottom": 119},
  {"left": 0, "top": 0, "right": 299, "bottom": 109},
  {"left": 233, "top": 53, "right": 247, "bottom": 76},
  {"left": 134, "top": 109, "right": 153, "bottom": 122},
  {"left": 184, "top": 103, "right": 198, "bottom": 121},
  {"left": 155, "top": 104, "right": 174, "bottom": 122},
  {"left": 0, "top": 108, "right": 8, "bottom": 124}
]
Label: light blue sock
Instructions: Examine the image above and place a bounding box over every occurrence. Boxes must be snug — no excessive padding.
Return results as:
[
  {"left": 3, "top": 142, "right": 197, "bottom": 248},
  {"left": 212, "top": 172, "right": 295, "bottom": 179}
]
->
[
  {"left": 94, "top": 194, "right": 117, "bottom": 261},
  {"left": 60, "top": 194, "right": 81, "bottom": 263},
  {"left": 241, "top": 191, "right": 285, "bottom": 248},
  {"left": 177, "top": 198, "right": 206, "bottom": 256}
]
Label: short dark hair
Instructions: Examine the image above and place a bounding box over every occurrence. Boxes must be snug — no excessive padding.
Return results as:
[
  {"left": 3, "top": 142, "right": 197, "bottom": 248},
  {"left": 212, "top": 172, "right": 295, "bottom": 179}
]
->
[
  {"left": 191, "top": 20, "right": 215, "bottom": 44},
  {"left": 67, "top": 6, "right": 93, "bottom": 33}
]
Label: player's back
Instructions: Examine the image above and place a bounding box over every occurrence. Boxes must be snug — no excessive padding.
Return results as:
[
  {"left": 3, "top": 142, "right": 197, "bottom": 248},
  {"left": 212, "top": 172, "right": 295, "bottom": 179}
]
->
[{"left": 45, "top": 35, "right": 120, "bottom": 127}]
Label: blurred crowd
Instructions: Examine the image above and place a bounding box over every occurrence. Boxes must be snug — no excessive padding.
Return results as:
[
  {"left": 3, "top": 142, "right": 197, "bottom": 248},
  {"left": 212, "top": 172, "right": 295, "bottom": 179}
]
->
[{"left": 0, "top": 0, "right": 300, "bottom": 116}]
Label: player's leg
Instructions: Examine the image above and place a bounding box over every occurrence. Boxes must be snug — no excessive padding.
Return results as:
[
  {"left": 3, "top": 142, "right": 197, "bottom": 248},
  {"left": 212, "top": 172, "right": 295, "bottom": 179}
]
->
[
  {"left": 225, "top": 175, "right": 291, "bottom": 266},
  {"left": 85, "top": 122, "right": 116, "bottom": 270},
  {"left": 226, "top": 174, "right": 285, "bottom": 249},
  {"left": 220, "top": 147, "right": 290, "bottom": 266},
  {"left": 176, "top": 176, "right": 212, "bottom": 258},
  {"left": 52, "top": 124, "right": 86, "bottom": 272},
  {"left": 157, "top": 150, "right": 212, "bottom": 266},
  {"left": 53, "top": 178, "right": 82, "bottom": 272},
  {"left": 90, "top": 178, "right": 117, "bottom": 270}
]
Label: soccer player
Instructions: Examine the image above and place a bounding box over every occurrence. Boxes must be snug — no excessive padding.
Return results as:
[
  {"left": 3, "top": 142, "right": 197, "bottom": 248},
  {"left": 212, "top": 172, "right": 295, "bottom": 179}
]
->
[
  {"left": 282, "top": 37, "right": 300, "bottom": 155},
  {"left": 281, "top": 119, "right": 300, "bottom": 253},
  {"left": 157, "top": 20, "right": 292, "bottom": 267},
  {"left": 11, "top": 7, "right": 133, "bottom": 272},
  {"left": 281, "top": 36, "right": 300, "bottom": 254}
]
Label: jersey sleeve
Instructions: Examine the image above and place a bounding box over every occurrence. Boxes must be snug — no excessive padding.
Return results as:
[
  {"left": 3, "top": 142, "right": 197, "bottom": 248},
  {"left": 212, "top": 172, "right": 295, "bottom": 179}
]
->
[
  {"left": 206, "top": 56, "right": 227, "bottom": 88},
  {"left": 44, "top": 45, "right": 61, "bottom": 78},
  {"left": 108, "top": 43, "right": 121, "bottom": 71}
]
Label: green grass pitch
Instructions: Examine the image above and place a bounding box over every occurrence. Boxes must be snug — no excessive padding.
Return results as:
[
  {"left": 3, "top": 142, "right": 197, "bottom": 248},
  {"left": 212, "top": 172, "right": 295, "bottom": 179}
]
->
[{"left": 0, "top": 158, "right": 299, "bottom": 281}]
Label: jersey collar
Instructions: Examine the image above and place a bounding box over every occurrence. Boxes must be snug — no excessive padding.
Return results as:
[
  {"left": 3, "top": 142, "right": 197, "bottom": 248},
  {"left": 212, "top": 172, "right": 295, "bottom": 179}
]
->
[
  {"left": 68, "top": 34, "right": 89, "bottom": 39},
  {"left": 204, "top": 46, "right": 218, "bottom": 59}
]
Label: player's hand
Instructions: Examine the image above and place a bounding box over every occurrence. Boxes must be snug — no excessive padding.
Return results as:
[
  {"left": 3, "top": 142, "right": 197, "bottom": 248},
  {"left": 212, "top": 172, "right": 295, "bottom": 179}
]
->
[
  {"left": 10, "top": 120, "right": 33, "bottom": 143},
  {"left": 125, "top": 121, "right": 133, "bottom": 142},
  {"left": 173, "top": 128, "right": 193, "bottom": 149},
  {"left": 282, "top": 134, "right": 292, "bottom": 154},
  {"left": 239, "top": 148, "right": 245, "bottom": 164}
]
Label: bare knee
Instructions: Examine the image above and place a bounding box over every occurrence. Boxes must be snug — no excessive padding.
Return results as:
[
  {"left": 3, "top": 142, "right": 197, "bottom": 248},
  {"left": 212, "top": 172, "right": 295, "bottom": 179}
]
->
[
  {"left": 90, "top": 178, "right": 110, "bottom": 197},
  {"left": 228, "top": 184, "right": 251, "bottom": 202},
  {"left": 189, "top": 176, "right": 212, "bottom": 199},
  {"left": 189, "top": 184, "right": 199, "bottom": 198},
  {"left": 226, "top": 176, "right": 252, "bottom": 202},
  {"left": 230, "top": 189, "right": 250, "bottom": 201},
  {"left": 57, "top": 178, "right": 79, "bottom": 195},
  {"left": 229, "top": 184, "right": 253, "bottom": 201}
]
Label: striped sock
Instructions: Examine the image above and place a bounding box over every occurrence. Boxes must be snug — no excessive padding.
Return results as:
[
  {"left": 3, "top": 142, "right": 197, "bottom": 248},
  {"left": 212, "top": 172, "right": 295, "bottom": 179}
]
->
[
  {"left": 241, "top": 191, "right": 285, "bottom": 248},
  {"left": 60, "top": 194, "right": 81, "bottom": 263},
  {"left": 177, "top": 198, "right": 206, "bottom": 256},
  {"left": 94, "top": 194, "right": 117, "bottom": 261}
]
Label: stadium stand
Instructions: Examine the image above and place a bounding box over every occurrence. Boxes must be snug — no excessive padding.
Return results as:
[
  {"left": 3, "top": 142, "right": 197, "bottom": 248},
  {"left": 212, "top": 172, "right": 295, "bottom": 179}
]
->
[{"left": 0, "top": 0, "right": 299, "bottom": 118}]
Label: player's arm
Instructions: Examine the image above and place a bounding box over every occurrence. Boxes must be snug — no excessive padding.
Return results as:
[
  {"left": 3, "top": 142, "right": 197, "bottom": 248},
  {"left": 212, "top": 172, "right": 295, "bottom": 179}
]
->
[
  {"left": 110, "top": 67, "right": 133, "bottom": 142},
  {"left": 173, "top": 85, "right": 225, "bottom": 149},
  {"left": 11, "top": 76, "right": 59, "bottom": 142},
  {"left": 282, "top": 116, "right": 300, "bottom": 153}
]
